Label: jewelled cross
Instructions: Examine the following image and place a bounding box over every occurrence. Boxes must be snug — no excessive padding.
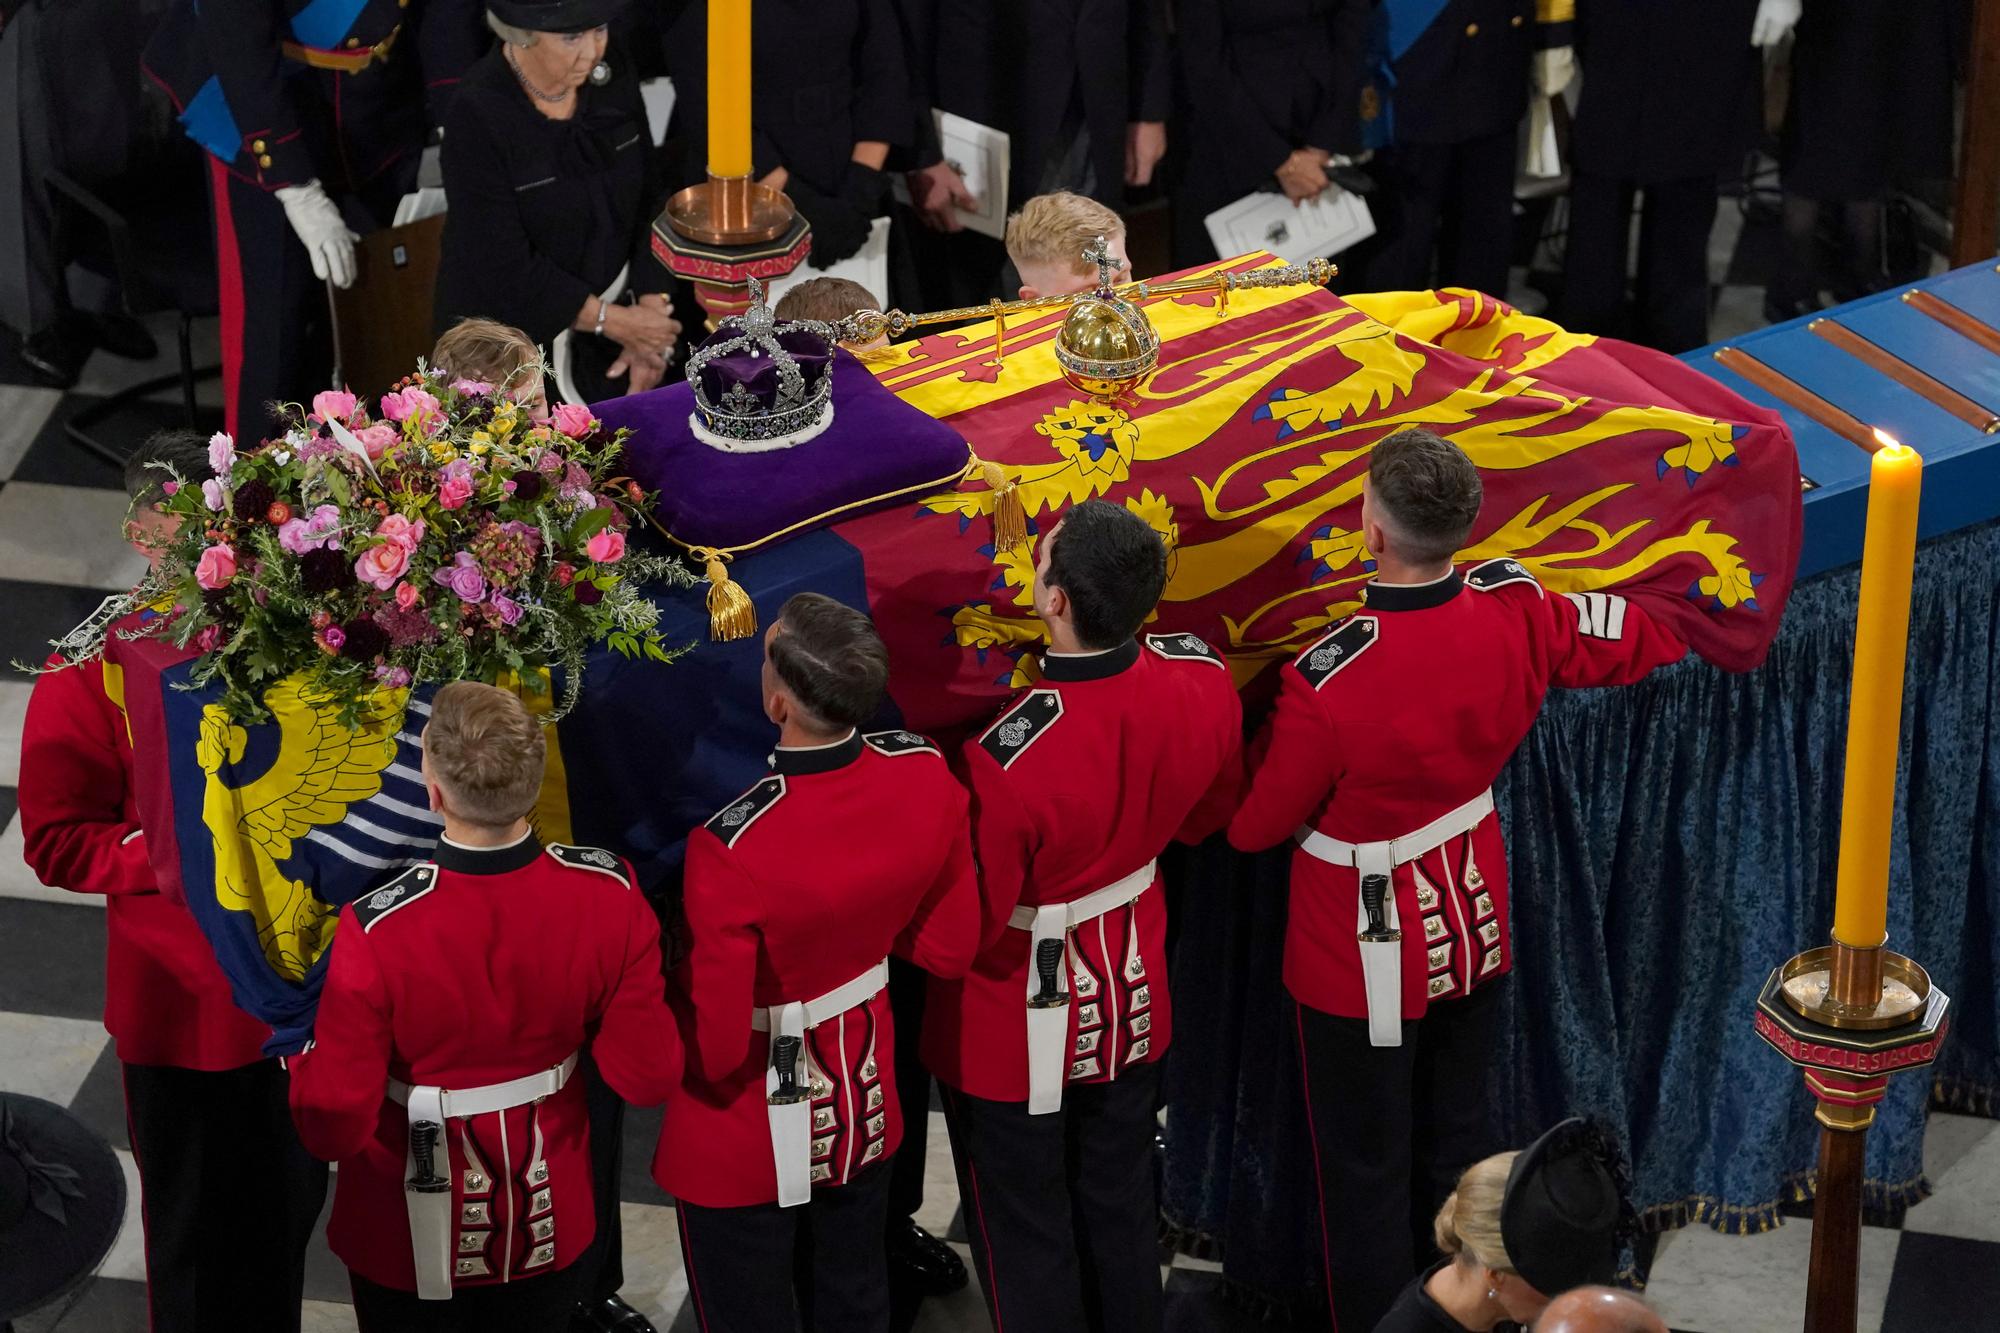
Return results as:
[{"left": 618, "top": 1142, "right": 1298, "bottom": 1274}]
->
[{"left": 1081, "top": 234, "right": 1116, "bottom": 292}]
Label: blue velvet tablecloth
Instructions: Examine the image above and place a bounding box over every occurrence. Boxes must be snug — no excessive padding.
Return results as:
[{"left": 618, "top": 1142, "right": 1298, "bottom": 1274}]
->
[{"left": 1159, "top": 519, "right": 2000, "bottom": 1316}]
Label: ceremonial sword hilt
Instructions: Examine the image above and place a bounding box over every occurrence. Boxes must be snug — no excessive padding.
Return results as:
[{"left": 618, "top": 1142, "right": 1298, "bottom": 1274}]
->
[
  {"left": 408, "top": 1121, "right": 449, "bottom": 1194},
  {"left": 1029, "top": 938, "right": 1069, "bottom": 1009},
  {"left": 1358, "top": 873, "right": 1401, "bottom": 943},
  {"left": 769, "top": 1034, "right": 810, "bottom": 1105}
]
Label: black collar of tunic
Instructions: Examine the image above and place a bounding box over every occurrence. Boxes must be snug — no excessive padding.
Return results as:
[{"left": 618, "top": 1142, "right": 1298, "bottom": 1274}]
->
[
  {"left": 1040, "top": 637, "right": 1142, "bottom": 682},
  {"left": 1362, "top": 570, "right": 1463, "bottom": 613},
  {"left": 770, "top": 730, "right": 864, "bottom": 776},
  {"left": 434, "top": 832, "right": 543, "bottom": 876}
]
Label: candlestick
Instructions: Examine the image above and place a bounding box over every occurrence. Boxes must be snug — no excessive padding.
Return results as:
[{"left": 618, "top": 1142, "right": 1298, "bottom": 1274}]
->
[
  {"left": 708, "top": 0, "right": 752, "bottom": 179},
  {"left": 1830, "top": 436, "right": 1922, "bottom": 949}
]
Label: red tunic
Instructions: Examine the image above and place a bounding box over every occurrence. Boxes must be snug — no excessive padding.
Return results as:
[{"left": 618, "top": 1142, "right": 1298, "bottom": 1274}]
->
[
  {"left": 657, "top": 730, "right": 981, "bottom": 1208},
  {"left": 289, "top": 837, "right": 680, "bottom": 1291},
  {"left": 18, "top": 655, "right": 270, "bottom": 1070},
  {"left": 1228, "top": 562, "right": 1686, "bottom": 1020},
  {"left": 923, "top": 634, "right": 1244, "bottom": 1104}
]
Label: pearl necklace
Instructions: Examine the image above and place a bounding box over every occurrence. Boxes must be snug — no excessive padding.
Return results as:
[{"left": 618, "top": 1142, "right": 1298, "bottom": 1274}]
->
[{"left": 505, "top": 46, "right": 572, "bottom": 106}]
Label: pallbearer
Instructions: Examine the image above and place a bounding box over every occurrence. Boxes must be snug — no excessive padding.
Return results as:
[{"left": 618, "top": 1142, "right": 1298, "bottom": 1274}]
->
[
  {"left": 660, "top": 593, "right": 980, "bottom": 1333},
  {"left": 1228, "top": 429, "right": 1686, "bottom": 1332},
  {"left": 925, "top": 500, "right": 1244, "bottom": 1333},
  {"left": 290, "top": 682, "right": 683, "bottom": 1330}
]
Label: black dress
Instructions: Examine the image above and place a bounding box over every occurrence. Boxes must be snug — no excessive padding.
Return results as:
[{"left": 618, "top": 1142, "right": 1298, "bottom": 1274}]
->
[
  {"left": 1782, "top": 0, "right": 1955, "bottom": 201},
  {"left": 433, "top": 43, "right": 666, "bottom": 402},
  {"left": 1374, "top": 1263, "right": 1479, "bottom": 1333}
]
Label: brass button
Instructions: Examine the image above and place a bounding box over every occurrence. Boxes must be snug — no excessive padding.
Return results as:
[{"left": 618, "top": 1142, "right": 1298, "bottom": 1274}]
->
[
  {"left": 344, "top": 36, "right": 361, "bottom": 47},
  {"left": 257, "top": 154, "right": 273, "bottom": 169},
  {"left": 1465, "top": 22, "right": 1480, "bottom": 36},
  {"left": 251, "top": 138, "right": 267, "bottom": 153},
  {"left": 1511, "top": 13, "right": 1524, "bottom": 25}
]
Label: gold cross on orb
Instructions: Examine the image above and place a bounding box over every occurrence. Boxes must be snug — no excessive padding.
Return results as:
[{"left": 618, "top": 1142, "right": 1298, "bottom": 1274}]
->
[{"left": 1081, "top": 234, "right": 1116, "bottom": 292}]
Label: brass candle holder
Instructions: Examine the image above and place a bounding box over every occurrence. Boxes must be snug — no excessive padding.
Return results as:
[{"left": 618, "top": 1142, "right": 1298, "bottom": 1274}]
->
[{"left": 654, "top": 173, "right": 813, "bottom": 328}]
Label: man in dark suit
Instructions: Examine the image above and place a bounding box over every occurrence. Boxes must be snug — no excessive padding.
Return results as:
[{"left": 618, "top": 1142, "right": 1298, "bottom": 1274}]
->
[{"left": 891, "top": 0, "right": 1171, "bottom": 307}]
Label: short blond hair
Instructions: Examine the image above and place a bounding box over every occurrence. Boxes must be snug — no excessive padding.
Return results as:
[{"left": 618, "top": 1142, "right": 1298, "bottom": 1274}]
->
[
  {"left": 1004, "top": 192, "right": 1126, "bottom": 276},
  {"left": 774, "top": 276, "right": 880, "bottom": 326},
  {"left": 431, "top": 318, "right": 541, "bottom": 399},
  {"left": 423, "top": 682, "right": 546, "bottom": 830},
  {"left": 1433, "top": 1151, "right": 1521, "bottom": 1273}
]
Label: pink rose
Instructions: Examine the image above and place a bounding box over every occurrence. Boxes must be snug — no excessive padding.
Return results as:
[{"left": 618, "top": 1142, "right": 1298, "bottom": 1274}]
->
[
  {"left": 162, "top": 480, "right": 180, "bottom": 496},
  {"left": 438, "top": 475, "right": 474, "bottom": 510},
  {"left": 375, "top": 514, "right": 427, "bottom": 551},
  {"left": 194, "top": 544, "right": 237, "bottom": 590},
  {"left": 193, "top": 624, "right": 223, "bottom": 653},
  {"left": 201, "top": 478, "right": 226, "bottom": 511},
  {"left": 354, "top": 542, "right": 412, "bottom": 591},
  {"left": 394, "top": 580, "right": 420, "bottom": 610},
  {"left": 380, "top": 386, "right": 443, "bottom": 434},
  {"left": 550, "top": 403, "right": 595, "bottom": 438},
  {"left": 277, "top": 504, "right": 342, "bottom": 556},
  {"left": 432, "top": 551, "right": 488, "bottom": 603},
  {"left": 311, "top": 389, "right": 358, "bottom": 425},
  {"left": 488, "top": 591, "right": 524, "bottom": 625},
  {"left": 374, "top": 664, "right": 413, "bottom": 688},
  {"left": 353, "top": 422, "right": 400, "bottom": 461},
  {"left": 207, "top": 432, "right": 236, "bottom": 475},
  {"left": 450, "top": 378, "right": 495, "bottom": 397},
  {"left": 585, "top": 529, "right": 625, "bottom": 564}
]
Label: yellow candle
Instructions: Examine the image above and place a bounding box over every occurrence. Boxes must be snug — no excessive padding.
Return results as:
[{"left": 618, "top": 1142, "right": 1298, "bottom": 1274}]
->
[
  {"left": 707, "top": 0, "right": 753, "bottom": 179},
  {"left": 1830, "top": 437, "right": 1923, "bottom": 948}
]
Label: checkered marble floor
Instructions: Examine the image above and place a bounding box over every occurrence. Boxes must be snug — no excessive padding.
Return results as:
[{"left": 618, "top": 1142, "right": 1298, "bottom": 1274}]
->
[{"left": 2, "top": 212, "right": 1992, "bottom": 1332}]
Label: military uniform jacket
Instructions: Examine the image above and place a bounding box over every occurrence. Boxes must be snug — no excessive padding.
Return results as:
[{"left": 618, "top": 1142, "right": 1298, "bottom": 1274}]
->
[
  {"left": 1228, "top": 564, "right": 1684, "bottom": 1021},
  {"left": 1385, "top": 0, "right": 1551, "bottom": 145},
  {"left": 144, "top": 0, "right": 485, "bottom": 192},
  {"left": 19, "top": 652, "right": 272, "bottom": 1071},
  {"left": 290, "top": 836, "right": 680, "bottom": 1292},
  {"left": 658, "top": 730, "right": 980, "bottom": 1208},
  {"left": 923, "top": 635, "right": 1244, "bottom": 1103}
]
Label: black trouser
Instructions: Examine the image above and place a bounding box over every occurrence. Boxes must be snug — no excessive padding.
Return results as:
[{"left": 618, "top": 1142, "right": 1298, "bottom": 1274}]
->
[
  {"left": 1362, "top": 127, "right": 1519, "bottom": 299},
  {"left": 1561, "top": 170, "right": 1718, "bottom": 353},
  {"left": 675, "top": 1160, "right": 895, "bottom": 1333},
  {"left": 1293, "top": 981, "right": 1507, "bottom": 1333},
  {"left": 571, "top": 1053, "right": 629, "bottom": 1303},
  {"left": 122, "top": 1059, "right": 329, "bottom": 1333},
  {"left": 940, "top": 1064, "right": 1163, "bottom": 1333},
  {"left": 349, "top": 1264, "right": 585, "bottom": 1332},
  {"left": 886, "top": 958, "right": 931, "bottom": 1226}
]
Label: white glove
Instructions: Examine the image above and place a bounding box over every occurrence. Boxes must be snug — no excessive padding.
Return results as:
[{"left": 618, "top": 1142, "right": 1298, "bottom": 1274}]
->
[
  {"left": 1750, "top": 0, "right": 1801, "bottom": 47},
  {"left": 1533, "top": 45, "right": 1576, "bottom": 100},
  {"left": 275, "top": 180, "right": 360, "bottom": 289}
]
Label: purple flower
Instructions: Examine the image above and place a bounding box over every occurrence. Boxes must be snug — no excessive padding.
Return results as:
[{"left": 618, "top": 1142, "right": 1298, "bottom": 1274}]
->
[
  {"left": 488, "top": 591, "right": 525, "bottom": 625},
  {"left": 431, "top": 551, "right": 488, "bottom": 603},
  {"left": 277, "top": 504, "right": 342, "bottom": 555},
  {"left": 374, "top": 664, "right": 413, "bottom": 688},
  {"left": 201, "top": 478, "right": 227, "bottom": 511},
  {"left": 322, "top": 626, "right": 347, "bottom": 650}
]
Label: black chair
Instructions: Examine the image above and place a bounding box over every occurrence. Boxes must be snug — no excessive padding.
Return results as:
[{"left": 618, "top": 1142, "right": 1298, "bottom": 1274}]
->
[{"left": 48, "top": 156, "right": 220, "bottom": 466}]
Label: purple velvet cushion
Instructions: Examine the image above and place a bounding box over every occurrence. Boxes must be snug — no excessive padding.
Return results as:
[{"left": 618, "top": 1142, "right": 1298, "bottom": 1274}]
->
[{"left": 592, "top": 350, "right": 969, "bottom": 552}]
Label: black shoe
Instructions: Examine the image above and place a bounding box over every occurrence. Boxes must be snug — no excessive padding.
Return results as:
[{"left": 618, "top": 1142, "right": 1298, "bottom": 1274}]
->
[
  {"left": 571, "top": 1294, "right": 659, "bottom": 1333},
  {"left": 87, "top": 312, "right": 159, "bottom": 362},
  {"left": 18, "top": 318, "right": 92, "bottom": 389},
  {"left": 887, "top": 1218, "right": 968, "bottom": 1297}
]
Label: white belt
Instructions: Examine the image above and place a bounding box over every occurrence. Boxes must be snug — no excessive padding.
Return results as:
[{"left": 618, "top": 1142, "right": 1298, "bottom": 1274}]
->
[
  {"left": 754, "top": 959, "right": 888, "bottom": 1207},
  {"left": 387, "top": 1052, "right": 578, "bottom": 1300},
  {"left": 1294, "top": 790, "right": 1495, "bottom": 1049},
  {"left": 1006, "top": 859, "right": 1157, "bottom": 1115}
]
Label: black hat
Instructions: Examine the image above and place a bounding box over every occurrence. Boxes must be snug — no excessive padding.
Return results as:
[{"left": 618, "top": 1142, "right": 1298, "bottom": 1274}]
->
[
  {"left": 486, "top": 0, "right": 629, "bottom": 34},
  {"left": 1500, "top": 1118, "right": 1630, "bottom": 1296},
  {"left": 0, "top": 1095, "right": 127, "bottom": 1322}
]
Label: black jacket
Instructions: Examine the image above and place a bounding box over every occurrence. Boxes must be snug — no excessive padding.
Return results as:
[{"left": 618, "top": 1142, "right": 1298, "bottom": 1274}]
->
[
  {"left": 433, "top": 45, "right": 665, "bottom": 346},
  {"left": 894, "top": 0, "right": 1171, "bottom": 209},
  {"left": 1569, "top": 0, "right": 1762, "bottom": 182},
  {"left": 1388, "top": 0, "right": 1538, "bottom": 146}
]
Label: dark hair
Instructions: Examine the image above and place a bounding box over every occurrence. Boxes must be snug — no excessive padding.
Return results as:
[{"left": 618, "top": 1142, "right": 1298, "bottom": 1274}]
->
[
  {"left": 768, "top": 592, "right": 890, "bottom": 731},
  {"left": 1043, "top": 499, "right": 1168, "bottom": 649},
  {"left": 1367, "top": 428, "right": 1483, "bottom": 564},
  {"left": 124, "top": 430, "right": 211, "bottom": 505}
]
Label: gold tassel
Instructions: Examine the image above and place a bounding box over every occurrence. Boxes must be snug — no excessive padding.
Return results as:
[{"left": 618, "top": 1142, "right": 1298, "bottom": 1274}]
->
[
  {"left": 698, "top": 549, "right": 757, "bottom": 641},
  {"left": 973, "top": 453, "right": 1028, "bottom": 552}
]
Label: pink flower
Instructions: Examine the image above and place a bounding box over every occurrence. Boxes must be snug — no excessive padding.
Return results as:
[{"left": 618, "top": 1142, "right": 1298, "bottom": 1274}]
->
[
  {"left": 450, "top": 378, "right": 495, "bottom": 397},
  {"left": 585, "top": 530, "right": 625, "bottom": 564},
  {"left": 380, "top": 386, "right": 443, "bottom": 434},
  {"left": 194, "top": 544, "right": 237, "bottom": 590},
  {"left": 438, "top": 474, "right": 474, "bottom": 510},
  {"left": 162, "top": 480, "right": 180, "bottom": 496},
  {"left": 394, "top": 580, "right": 420, "bottom": 610},
  {"left": 374, "top": 664, "right": 413, "bottom": 688},
  {"left": 353, "top": 422, "right": 400, "bottom": 461},
  {"left": 488, "top": 591, "right": 524, "bottom": 625},
  {"left": 277, "top": 504, "right": 342, "bottom": 555},
  {"left": 310, "top": 389, "right": 358, "bottom": 425},
  {"left": 319, "top": 627, "right": 347, "bottom": 653},
  {"left": 550, "top": 403, "right": 595, "bottom": 438},
  {"left": 353, "top": 542, "right": 412, "bottom": 591},
  {"left": 432, "top": 551, "right": 488, "bottom": 603},
  {"left": 207, "top": 432, "right": 236, "bottom": 475},
  {"left": 193, "top": 624, "right": 223, "bottom": 653},
  {"left": 200, "top": 478, "right": 226, "bottom": 511},
  {"left": 375, "top": 514, "right": 427, "bottom": 551}
]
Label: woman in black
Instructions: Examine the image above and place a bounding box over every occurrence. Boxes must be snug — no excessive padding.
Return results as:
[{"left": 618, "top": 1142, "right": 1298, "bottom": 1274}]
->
[
  {"left": 435, "top": 0, "right": 681, "bottom": 404},
  {"left": 1377, "top": 1120, "right": 1634, "bottom": 1333}
]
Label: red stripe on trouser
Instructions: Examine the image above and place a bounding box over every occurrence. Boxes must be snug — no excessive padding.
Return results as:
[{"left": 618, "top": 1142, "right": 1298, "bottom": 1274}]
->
[
  {"left": 204, "top": 157, "right": 247, "bottom": 440},
  {"left": 942, "top": 1086, "right": 1006, "bottom": 1332},
  {"left": 676, "top": 1204, "right": 712, "bottom": 1332},
  {"left": 1293, "top": 1003, "right": 1341, "bottom": 1332}
]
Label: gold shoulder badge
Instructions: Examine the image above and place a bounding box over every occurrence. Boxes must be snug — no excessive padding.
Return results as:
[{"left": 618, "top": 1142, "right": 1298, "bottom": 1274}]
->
[{"left": 1292, "top": 618, "right": 1379, "bottom": 691}]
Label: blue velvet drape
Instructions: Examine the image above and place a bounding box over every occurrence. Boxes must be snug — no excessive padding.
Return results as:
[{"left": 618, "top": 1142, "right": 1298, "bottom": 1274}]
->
[{"left": 1160, "top": 520, "right": 2000, "bottom": 1316}]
